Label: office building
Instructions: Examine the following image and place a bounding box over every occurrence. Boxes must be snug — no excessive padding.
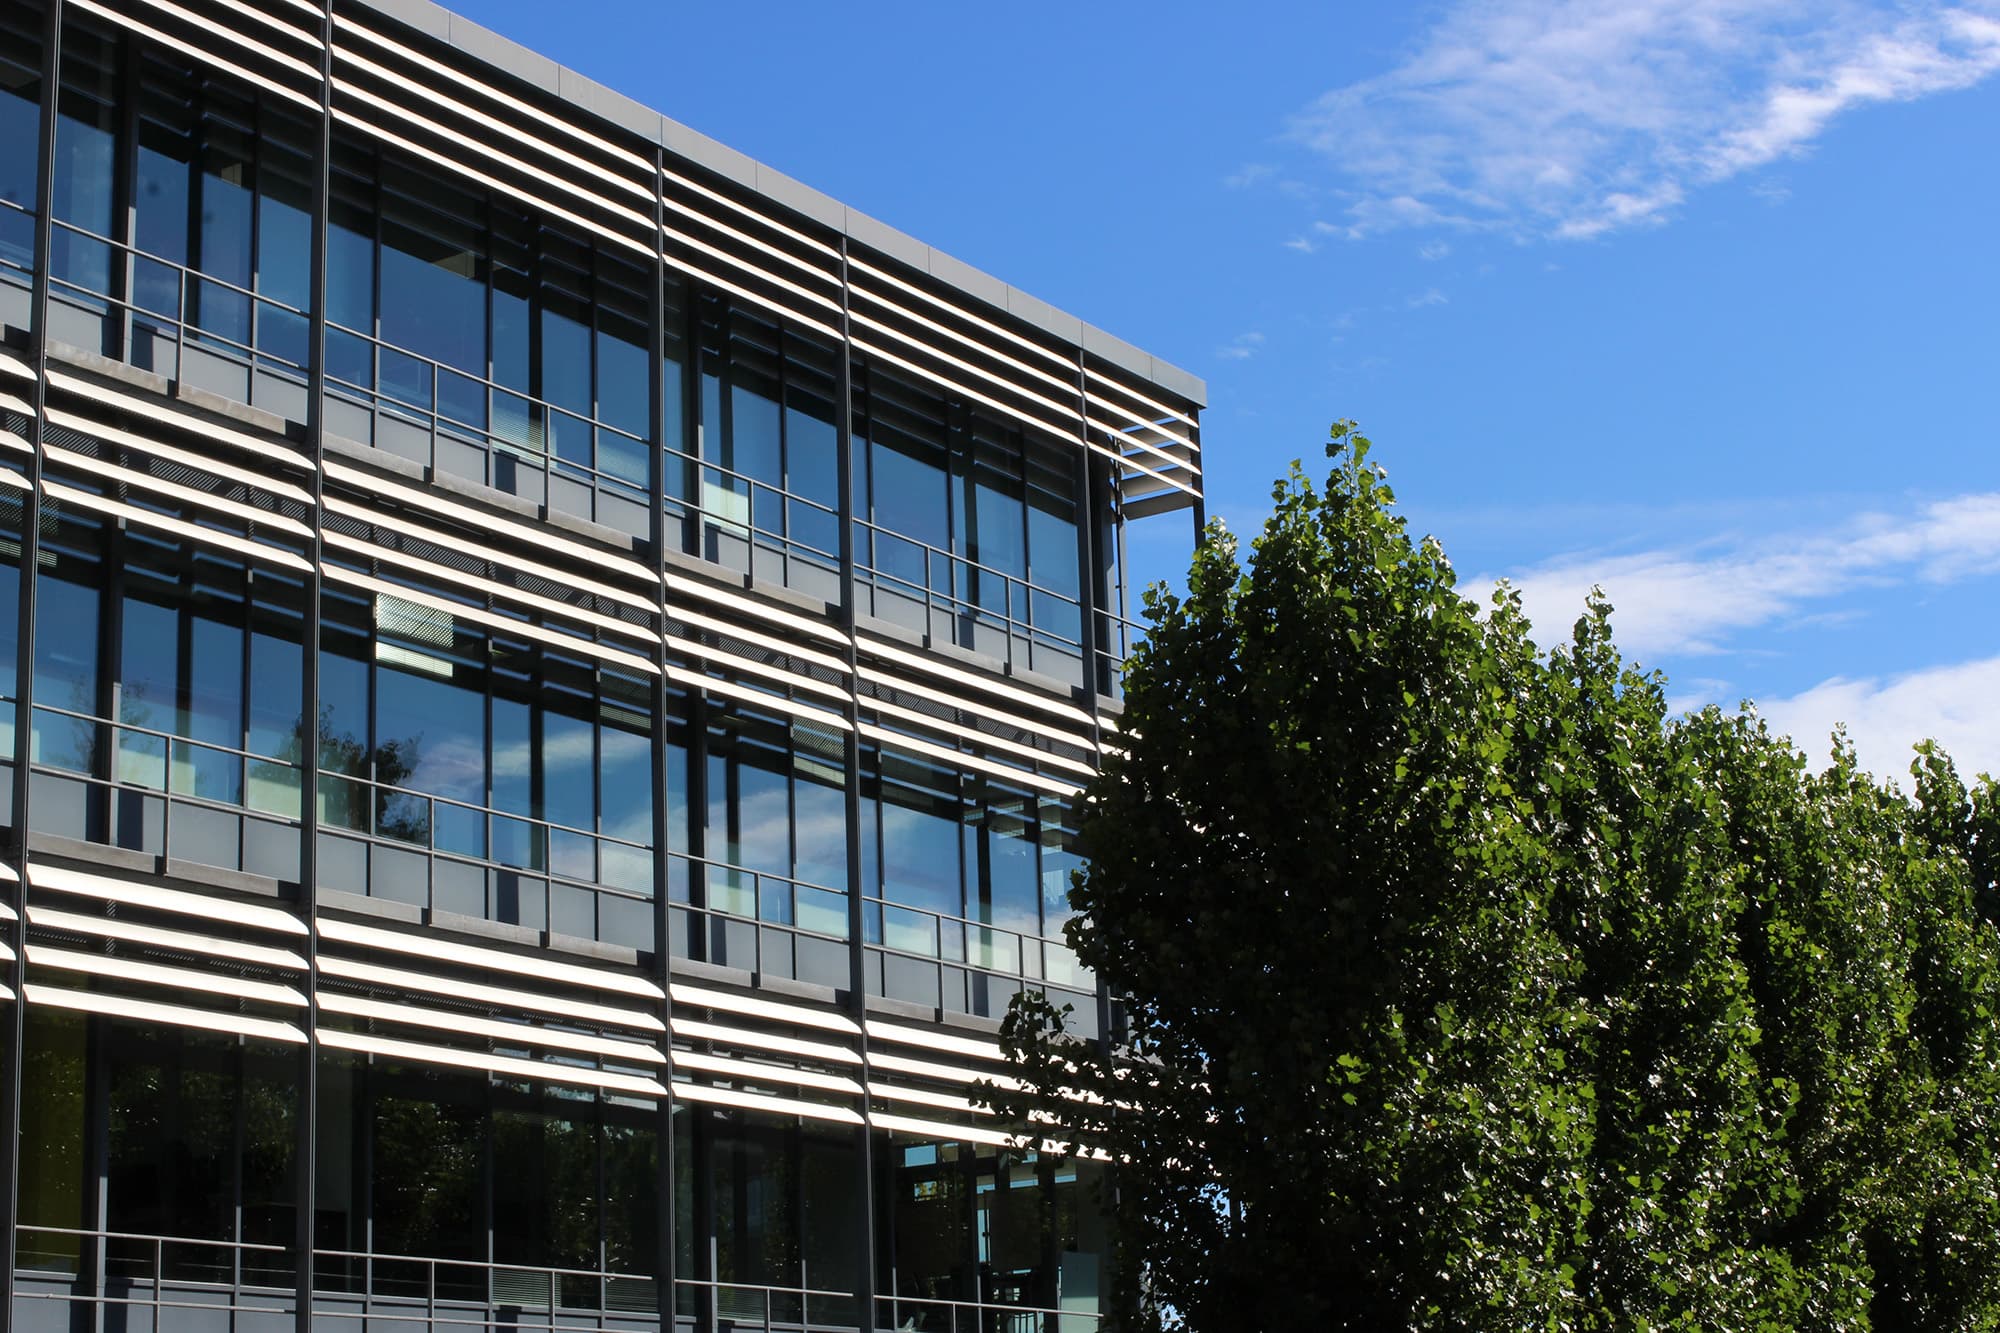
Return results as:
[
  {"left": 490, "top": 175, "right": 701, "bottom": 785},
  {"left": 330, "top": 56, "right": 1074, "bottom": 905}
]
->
[{"left": 0, "top": 0, "right": 1206, "bottom": 1329}]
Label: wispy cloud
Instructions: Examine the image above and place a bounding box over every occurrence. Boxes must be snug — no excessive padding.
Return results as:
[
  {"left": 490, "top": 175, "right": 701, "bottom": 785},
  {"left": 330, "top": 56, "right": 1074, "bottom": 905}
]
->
[
  {"left": 1490, "top": 491, "right": 2000, "bottom": 659},
  {"left": 1289, "top": 1, "right": 2000, "bottom": 240},
  {"left": 1216, "top": 331, "right": 1266, "bottom": 360},
  {"left": 1225, "top": 162, "right": 1279, "bottom": 189},
  {"left": 1761, "top": 654, "right": 2000, "bottom": 779},
  {"left": 1419, "top": 240, "right": 1453, "bottom": 261},
  {"left": 1403, "top": 287, "right": 1450, "bottom": 309}
]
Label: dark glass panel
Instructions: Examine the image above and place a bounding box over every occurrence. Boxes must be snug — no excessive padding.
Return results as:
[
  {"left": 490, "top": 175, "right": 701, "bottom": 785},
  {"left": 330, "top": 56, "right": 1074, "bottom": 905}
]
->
[
  {"left": 672, "top": 1106, "right": 695, "bottom": 1315},
  {"left": 240, "top": 1055, "right": 299, "bottom": 1281},
  {"left": 370, "top": 1072, "right": 485, "bottom": 1290},
  {"left": 602, "top": 1111, "right": 660, "bottom": 1286},
  {"left": 884, "top": 1138, "right": 975, "bottom": 1316},
  {"left": 17, "top": 1011, "right": 87, "bottom": 1275},
  {"left": 106, "top": 1038, "right": 234, "bottom": 1281},
  {"left": 801, "top": 1125, "right": 861, "bottom": 1320},
  {"left": 709, "top": 1111, "right": 800, "bottom": 1312},
  {"left": 1051, "top": 1159, "right": 1109, "bottom": 1318},
  {"left": 492, "top": 1099, "right": 597, "bottom": 1274}
]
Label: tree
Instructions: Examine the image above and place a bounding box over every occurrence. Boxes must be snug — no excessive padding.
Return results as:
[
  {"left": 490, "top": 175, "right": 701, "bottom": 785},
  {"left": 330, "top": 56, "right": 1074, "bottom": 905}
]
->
[{"left": 993, "top": 422, "right": 2000, "bottom": 1332}]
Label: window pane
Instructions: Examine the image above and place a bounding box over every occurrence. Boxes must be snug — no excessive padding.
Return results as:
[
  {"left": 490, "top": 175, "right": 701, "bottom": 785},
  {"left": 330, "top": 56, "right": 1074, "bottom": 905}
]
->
[
  {"left": 380, "top": 191, "right": 484, "bottom": 398},
  {"left": 0, "top": 18, "right": 40, "bottom": 269},
  {"left": 184, "top": 612, "right": 243, "bottom": 803},
  {"left": 879, "top": 758, "right": 960, "bottom": 922},
  {"left": 34, "top": 572, "right": 99, "bottom": 772},
  {"left": 195, "top": 118, "right": 253, "bottom": 348},
  {"left": 371, "top": 1076, "right": 485, "bottom": 1284}
]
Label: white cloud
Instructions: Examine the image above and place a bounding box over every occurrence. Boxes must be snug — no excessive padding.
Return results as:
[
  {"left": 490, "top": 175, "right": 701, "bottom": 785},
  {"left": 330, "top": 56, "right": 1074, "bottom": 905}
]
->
[
  {"left": 1492, "top": 491, "right": 2000, "bottom": 660},
  {"left": 1216, "top": 331, "right": 1266, "bottom": 360},
  {"left": 1403, "top": 287, "right": 1450, "bottom": 308},
  {"left": 1419, "top": 240, "right": 1453, "bottom": 260},
  {"left": 1283, "top": 234, "right": 1320, "bottom": 254},
  {"left": 1289, "top": 0, "right": 2000, "bottom": 240},
  {"left": 1760, "top": 654, "right": 2000, "bottom": 779},
  {"left": 1224, "top": 162, "right": 1279, "bottom": 189}
]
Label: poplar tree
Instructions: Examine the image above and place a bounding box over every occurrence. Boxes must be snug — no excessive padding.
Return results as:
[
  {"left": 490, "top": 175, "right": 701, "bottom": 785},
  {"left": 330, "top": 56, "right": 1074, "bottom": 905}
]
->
[{"left": 996, "top": 422, "right": 2000, "bottom": 1332}]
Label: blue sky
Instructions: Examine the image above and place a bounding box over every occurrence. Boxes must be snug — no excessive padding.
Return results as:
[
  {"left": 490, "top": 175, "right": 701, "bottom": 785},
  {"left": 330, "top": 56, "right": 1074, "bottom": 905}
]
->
[{"left": 476, "top": 0, "right": 2000, "bottom": 779}]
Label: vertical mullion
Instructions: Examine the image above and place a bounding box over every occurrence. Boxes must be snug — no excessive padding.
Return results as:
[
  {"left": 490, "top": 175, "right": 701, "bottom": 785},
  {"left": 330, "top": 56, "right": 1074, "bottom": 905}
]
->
[
  {"left": 111, "top": 25, "right": 136, "bottom": 363},
  {"left": 646, "top": 143, "right": 678, "bottom": 1326},
  {"left": 1073, "top": 360, "right": 1112, "bottom": 1051},
  {"left": 292, "top": 3, "right": 334, "bottom": 1330},
  {"left": 3, "top": 3, "right": 64, "bottom": 1319},
  {"left": 834, "top": 231, "right": 879, "bottom": 1333}
]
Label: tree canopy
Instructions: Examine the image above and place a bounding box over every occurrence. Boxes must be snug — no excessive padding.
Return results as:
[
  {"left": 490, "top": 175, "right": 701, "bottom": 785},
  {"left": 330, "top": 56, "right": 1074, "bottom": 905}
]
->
[{"left": 995, "top": 422, "right": 2000, "bottom": 1332}]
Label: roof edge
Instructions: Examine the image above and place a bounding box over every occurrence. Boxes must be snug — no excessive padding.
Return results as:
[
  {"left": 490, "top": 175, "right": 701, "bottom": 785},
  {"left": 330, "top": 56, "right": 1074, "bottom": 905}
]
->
[{"left": 355, "top": 0, "right": 1206, "bottom": 408}]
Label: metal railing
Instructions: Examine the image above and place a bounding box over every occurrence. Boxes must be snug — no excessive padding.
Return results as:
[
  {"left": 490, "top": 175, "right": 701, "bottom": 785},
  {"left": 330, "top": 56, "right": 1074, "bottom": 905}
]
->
[
  {"left": 26, "top": 699, "right": 305, "bottom": 868},
  {"left": 863, "top": 893, "right": 1090, "bottom": 993},
  {"left": 875, "top": 1290, "right": 1101, "bottom": 1333},
  {"left": 854, "top": 519, "right": 1087, "bottom": 669}
]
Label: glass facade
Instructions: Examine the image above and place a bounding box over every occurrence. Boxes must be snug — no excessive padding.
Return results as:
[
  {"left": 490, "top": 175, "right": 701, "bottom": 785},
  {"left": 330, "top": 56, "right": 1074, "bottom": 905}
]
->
[{"left": 0, "top": 2, "right": 1202, "bottom": 1331}]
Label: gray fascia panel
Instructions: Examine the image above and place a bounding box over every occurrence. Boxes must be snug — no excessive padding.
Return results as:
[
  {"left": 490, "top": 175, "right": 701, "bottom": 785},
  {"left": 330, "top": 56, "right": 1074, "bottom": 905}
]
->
[
  {"left": 1005, "top": 289, "right": 1082, "bottom": 348},
  {"left": 926, "top": 250, "right": 1009, "bottom": 314},
  {"left": 444, "top": 15, "right": 558, "bottom": 95},
  {"left": 1082, "top": 324, "right": 1154, "bottom": 387},
  {"left": 1148, "top": 358, "right": 1207, "bottom": 408},
  {"left": 349, "top": 0, "right": 1207, "bottom": 406},
  {"left": 842, "top": 208, "right": 931, "bottom": 274},
  {"left": 754, "top": 164, "right": 847, "bottom": 235},
  {"left": 660, "top": 115, "right": 761, "bottom": 194}
]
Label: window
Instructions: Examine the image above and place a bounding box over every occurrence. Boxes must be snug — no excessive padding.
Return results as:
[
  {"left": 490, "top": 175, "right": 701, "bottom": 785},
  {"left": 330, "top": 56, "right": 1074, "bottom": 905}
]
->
[
  {"left": 704, "top": 708, "right": 849, "bottom": 938},
  {"left": 0, "top": 2, "right": 41, "bottom": 272}
]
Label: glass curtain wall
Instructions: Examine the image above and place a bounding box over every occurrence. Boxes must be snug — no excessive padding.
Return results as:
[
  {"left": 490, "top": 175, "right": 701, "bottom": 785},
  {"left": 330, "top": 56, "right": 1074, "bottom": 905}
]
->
[
  {"left": 317, "top": 581, "right": 659, "bottom": 948},
  {"left": 876, "top": 1131, "right": 1109, "bottom": 1331},
  {"left": 860, "top": 749, "right": 1094, "bottom": 1026},
  {"left": 852, "top": 363, "right": 1088, "bottom": 682}
]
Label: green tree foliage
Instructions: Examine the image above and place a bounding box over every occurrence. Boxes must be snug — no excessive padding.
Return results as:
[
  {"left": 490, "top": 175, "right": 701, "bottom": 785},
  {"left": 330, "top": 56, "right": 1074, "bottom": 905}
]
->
[{"left": 994, "top": 422, "right": 2000, "bottom": 1332}]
